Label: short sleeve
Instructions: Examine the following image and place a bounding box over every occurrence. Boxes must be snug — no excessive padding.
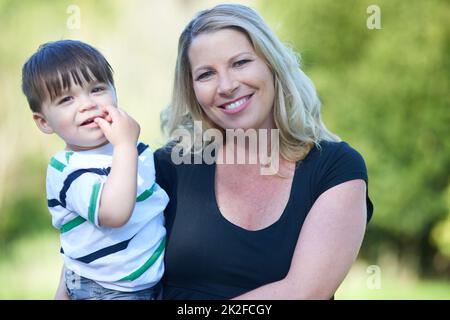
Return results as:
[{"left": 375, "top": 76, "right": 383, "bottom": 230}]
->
[
  {"left": 64, "top": 171, "right": 107, "bottom": 227},
  {"left": 312, "top": 142, "right": 373, "bottom": 222}
]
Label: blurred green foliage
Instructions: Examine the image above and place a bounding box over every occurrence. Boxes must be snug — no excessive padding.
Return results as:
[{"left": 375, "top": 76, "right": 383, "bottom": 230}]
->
[
  {"left": 0, "top": 153, "right": 50, "bottom": 245},
  {"left": 260, "top": 0, "right": 450, "bottom": 276},
  {"left": 0, "top": 0, "right": 121, "bottom": 246}
]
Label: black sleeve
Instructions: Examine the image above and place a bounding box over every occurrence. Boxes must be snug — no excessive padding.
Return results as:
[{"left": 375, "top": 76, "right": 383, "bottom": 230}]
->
[
  {"left": 154, "top": 146, "right": 176, "bottom": 201},
  {"left": 312, "top": 141, "right": 373, "bottom": 222}
]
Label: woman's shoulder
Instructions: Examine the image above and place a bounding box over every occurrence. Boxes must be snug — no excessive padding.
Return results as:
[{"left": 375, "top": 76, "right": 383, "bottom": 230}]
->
[
  {"left": 306, "top": 140, "right": 373, "bottom": 222},
  {"left": 154, "top": 141, "right": 178, "bottom": 164},
  {"left": 302, "top": 139, "right": 369, "bottom": 184},
  {"left": 317, "top": 139, "right": 355, "bottom": 154},
  {"left": 306, "top": 140, "right": 366, "bottom": 165}
]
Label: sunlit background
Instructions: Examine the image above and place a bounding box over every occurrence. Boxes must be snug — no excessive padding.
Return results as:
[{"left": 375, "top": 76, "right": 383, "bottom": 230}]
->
[{"left": 0, "top": 0, "right": 449, "bottom": 299}]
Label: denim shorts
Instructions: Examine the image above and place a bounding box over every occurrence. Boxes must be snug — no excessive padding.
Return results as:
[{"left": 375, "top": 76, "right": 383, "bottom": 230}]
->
[{"left": 65, "top": 268, "right": 161, "bottom": 300}]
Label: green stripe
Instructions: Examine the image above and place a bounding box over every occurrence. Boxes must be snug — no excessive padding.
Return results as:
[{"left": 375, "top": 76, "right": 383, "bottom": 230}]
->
[
  {"left": 50, "top": 157, "right": 66, "bottom": 172},
  {"left": 65, "top": 151, "right": 74, "bottom": 164},
  {"left": 60, "top": 216, "right": 86, "bottom": 233},
  {"left": 120, "top": 236, "right": 166, "bottom": 281},
  {"left": 136, "top": 183, "right": 156, "bottom": 202},
  {"left": 88, "top": 182, "right": 102, "bottom": 224}
]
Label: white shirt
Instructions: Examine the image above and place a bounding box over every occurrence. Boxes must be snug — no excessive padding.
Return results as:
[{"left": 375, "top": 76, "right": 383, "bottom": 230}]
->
[{"left": 46, "top": 142, "right": 168, "bottom": 291}]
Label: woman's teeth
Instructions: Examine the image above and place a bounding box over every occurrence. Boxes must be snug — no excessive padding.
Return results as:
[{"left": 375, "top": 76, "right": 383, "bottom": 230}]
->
[{"left": 224, "top": 96, "right": 249, "bottom": 110}]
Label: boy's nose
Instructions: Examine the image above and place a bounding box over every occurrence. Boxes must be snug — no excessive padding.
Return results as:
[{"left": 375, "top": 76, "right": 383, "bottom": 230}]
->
[{"left": 79, "top": 99, "right": 98, "bottom": 112}]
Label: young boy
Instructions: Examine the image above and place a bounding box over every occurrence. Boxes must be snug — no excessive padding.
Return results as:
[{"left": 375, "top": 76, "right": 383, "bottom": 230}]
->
[{"left": 21, "top": 40, "right": 169, "bottom": 300}]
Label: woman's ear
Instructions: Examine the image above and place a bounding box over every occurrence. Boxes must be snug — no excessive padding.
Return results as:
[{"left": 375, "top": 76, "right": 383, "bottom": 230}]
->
[{"left": 32, "top": 112, "right": 54, "bottom": 134}]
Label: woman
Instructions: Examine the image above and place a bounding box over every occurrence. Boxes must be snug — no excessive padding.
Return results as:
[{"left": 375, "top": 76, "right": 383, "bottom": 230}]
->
[{"left": 155, "top": 3, "right": 373, "bottom": 299}]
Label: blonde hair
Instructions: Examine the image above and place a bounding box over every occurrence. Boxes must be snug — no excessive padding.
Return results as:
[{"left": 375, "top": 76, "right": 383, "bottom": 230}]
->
[{"left": 161, "top": 3, "right": 340, "bottom": 162}]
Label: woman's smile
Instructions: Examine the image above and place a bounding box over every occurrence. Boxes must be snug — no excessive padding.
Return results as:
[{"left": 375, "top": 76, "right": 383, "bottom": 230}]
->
[
  {"left": 218, "top": 94, "right": 253, "bottom": 114},
  {"left": 189, "top": 28, "right": 276, "bottom": 130}
]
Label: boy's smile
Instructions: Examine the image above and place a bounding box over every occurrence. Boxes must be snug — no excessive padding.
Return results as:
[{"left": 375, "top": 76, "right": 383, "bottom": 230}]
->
[
  {"left": 80, "top": 114, "right": 105, "bottom": 127},
  {"left": 33, "top": 77, "right": 118, "bottom": 151}
]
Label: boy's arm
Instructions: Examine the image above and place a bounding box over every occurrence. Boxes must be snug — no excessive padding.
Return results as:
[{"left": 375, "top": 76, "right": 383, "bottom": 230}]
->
[
  {"left": 94, "top": 105, "right": 140, "bottom": 228},
  {"left": 97, "top": 143, "right": 138, "bottom": 228}
]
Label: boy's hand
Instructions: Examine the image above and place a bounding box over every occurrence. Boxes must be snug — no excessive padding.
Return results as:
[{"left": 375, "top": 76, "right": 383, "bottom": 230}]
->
[{"left": 94, "top": 105, "right": 140, "bottom": 148}]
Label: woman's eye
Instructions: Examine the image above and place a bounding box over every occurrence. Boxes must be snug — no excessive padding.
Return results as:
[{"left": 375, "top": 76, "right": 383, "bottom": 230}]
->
[
  {"left": 58, "top": 96, "right": 73, "bottom": 105},
  {"left": 233, "top": 59, "right": 251, "bottom": 67},
  {"left": 196, "top": 71, "right": 214, "bottom": 81}
]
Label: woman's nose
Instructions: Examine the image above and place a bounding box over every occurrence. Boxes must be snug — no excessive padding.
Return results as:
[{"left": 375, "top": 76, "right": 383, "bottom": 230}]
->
[{"left": 217, "top": 72, "right": 238, "bottom": 96}]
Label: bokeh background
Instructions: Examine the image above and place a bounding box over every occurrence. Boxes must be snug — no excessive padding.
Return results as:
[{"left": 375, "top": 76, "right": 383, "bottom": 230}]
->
[{"left": 0, "top": 0, "right": 449, "bottom": 299}]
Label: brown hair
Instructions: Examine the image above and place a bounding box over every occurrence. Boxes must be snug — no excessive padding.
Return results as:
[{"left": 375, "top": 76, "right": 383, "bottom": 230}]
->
[{"left": 22, "top": 39, "right": 115, "bottom": 112}]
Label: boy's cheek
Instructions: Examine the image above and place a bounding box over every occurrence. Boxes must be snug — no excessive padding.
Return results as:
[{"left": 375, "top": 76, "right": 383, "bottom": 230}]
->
[{"left": 59, "top": 121, "right": 74, "bottom": 136}]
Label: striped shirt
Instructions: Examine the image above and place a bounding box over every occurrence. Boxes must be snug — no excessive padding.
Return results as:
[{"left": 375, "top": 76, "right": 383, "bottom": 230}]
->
[{"left": 47, "top": 142, "right": 168, "bottom": 292}]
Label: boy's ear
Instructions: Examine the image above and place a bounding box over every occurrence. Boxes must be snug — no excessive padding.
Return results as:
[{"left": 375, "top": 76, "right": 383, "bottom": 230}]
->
[{"left": 32, "top": 112, "right": 54, "bottom": 134}]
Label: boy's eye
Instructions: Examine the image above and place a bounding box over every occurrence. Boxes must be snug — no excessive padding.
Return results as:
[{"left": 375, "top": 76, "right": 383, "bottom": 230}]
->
[
  {"left": 92, "top": 86, "right": 105, "bottom": 93},
  {"left": 57, "top": 96, "right": 73, "bottom": 105},
  {"left": 196, "top": 71, "right": 214, "bottom": 81},
  {"left": 233, "top": 59, "right": 251, "bottom": 68}
]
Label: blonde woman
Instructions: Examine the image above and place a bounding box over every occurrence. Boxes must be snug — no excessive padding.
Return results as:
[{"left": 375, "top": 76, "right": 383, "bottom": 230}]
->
[{"left": 155, "top": 4, "right": 373, "bottom": 300}]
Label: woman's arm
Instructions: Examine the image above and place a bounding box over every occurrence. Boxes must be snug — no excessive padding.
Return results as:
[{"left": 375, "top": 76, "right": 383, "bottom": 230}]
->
[{"left": 234, "top": 179, "right": 367, "bottom": 300}]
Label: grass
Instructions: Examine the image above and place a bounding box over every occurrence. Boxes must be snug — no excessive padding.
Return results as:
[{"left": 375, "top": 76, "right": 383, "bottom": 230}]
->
[{"left": 1, "top": 233, "right": 450, "bottom": 299}]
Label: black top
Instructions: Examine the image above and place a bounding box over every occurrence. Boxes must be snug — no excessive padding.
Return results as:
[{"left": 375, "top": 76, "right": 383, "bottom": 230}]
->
[{"left": 154, "top": 140, "right": 373, "bottom": 300}]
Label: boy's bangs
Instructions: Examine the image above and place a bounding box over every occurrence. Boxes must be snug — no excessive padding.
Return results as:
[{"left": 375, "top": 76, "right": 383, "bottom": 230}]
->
[
  {"left": 39, "top": 63, "right": 112, "bottom": 103},
  {"left": 22, "top": 40, "right": 115, "bottom": 112}
]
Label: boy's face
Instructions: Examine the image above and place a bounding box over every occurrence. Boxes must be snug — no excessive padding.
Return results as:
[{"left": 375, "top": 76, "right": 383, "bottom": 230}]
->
[{"left": 33, "top": 78, "right": 118, "bottom": 151}]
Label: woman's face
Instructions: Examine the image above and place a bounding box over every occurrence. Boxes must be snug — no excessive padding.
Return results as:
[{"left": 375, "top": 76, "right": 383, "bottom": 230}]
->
[{"left": 188, "top": 28, "right": 275, "bottom": 131}]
